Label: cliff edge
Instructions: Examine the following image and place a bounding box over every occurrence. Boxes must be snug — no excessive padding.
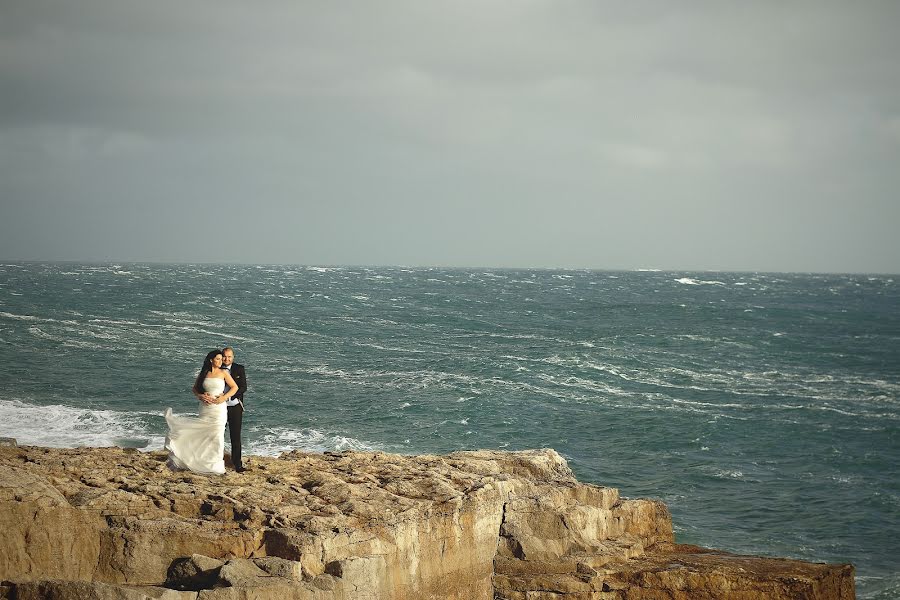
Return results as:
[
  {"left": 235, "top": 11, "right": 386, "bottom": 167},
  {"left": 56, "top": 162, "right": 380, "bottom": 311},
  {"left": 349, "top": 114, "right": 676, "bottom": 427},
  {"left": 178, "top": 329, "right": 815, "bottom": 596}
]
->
[{"left": 0, "top": 443, "right": 854, "bottom": 599}]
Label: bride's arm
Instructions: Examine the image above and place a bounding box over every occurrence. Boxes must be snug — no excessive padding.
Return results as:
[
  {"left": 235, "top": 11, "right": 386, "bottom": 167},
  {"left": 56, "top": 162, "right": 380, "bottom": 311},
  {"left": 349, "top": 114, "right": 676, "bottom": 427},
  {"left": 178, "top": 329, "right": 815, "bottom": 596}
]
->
[
  {"left": 193, "top": 385, "right": 214, "bottom": 404},
  {"left": 220, "top": 372, "right": 239, "bottom": 404}
]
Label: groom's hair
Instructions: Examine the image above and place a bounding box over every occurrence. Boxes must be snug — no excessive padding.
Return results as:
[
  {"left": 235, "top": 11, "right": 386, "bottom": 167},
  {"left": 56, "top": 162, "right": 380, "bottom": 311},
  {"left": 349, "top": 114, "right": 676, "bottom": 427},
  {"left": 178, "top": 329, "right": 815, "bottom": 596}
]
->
[{"left": 223, "top": 346, "right": 234, "bottom": 353}]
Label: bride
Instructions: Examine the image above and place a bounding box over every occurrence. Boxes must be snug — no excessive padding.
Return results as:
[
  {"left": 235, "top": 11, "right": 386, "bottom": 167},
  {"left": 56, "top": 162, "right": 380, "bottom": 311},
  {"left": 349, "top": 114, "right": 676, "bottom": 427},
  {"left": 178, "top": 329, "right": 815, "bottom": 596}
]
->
[{"left": 165, "top": 349, "right": 239, "bottom": 475}]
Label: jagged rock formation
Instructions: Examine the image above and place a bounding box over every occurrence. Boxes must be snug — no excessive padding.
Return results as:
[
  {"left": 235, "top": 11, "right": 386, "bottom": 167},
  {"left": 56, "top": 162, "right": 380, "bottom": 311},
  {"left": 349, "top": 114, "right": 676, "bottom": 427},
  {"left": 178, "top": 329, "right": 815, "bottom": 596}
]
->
[{"left": 0, "top": 444, "right": 854, "bottom": 599}]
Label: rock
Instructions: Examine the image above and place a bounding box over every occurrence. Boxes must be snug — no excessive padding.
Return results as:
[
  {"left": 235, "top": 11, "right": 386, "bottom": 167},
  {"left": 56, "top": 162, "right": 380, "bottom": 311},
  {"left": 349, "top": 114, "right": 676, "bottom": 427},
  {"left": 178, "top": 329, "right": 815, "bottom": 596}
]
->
[
  {"left": 166, "top": 554, "right": 224, "bottom": 590},
  {"left": 602, "top": 544, "right": 856, "bottom": 600},
  {"left": 0, "top": 445, "right": 855, "bottom": 599},
  {"left": 12, "top": 580, "right": 197, "bottom": 599},
  {"left": 95, "top": 514, "right": 264, "bottom": 584},
  {"left": 497, "top": 484, "right": 657, "bottom": 563},
  {"left": 252, "top": 556, "right": 307, "bottom": 581},
  {"left": 0, "top": 465, "right": 104, "bottom": 582},
  {"left": 195, "top": 583, "right": 313, "bottom": 600},
  {"left": 216, "top": 558, "right": 271, "bottom": 587}
]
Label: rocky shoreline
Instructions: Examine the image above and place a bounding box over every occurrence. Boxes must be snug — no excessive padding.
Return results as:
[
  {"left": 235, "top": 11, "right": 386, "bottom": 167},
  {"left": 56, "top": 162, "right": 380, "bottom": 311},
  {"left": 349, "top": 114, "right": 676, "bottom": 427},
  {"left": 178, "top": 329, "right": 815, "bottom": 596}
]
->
[{"left": 0, "top": 441, "right": 854, "bottom": 599}]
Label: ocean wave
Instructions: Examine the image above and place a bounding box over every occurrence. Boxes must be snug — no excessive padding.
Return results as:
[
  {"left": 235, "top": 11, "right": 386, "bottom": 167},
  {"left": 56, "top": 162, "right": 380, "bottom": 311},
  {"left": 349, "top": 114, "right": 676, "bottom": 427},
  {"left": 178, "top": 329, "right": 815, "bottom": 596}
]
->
[
  {"left": 856, "top": 573, "right": 900, "bottom": 600},
  {"left": 0, "top": 398, "right": 382, "bottom": 458},
  {"left": 306, "top": 266, "right": 345, "bottom": 273},
  {"left": 536, "top": 373, "right": 631, "bottom": 397},
  {"left": 88, "top": 318, "right": 144, "bottom": 326},
  {"left": 262, "top": 325, "right": 327, "bottom": 338},
  {"left": 16, "top": 315, "right": 258, "bottom": 348},
  {"left": 670, "top": 398, "right": 747, "bottom": 410},
  {"left": 249, "top": 426, "right": 380, "bottom": 455},
  {"left": 675, "top": 277, "right": 726, "bottom": 286},
  {"left": 28, "top": 326, "right": 55, "bottom": 340},
  {"left": 147, "top": 311, "right": 217, "bottom": 326},
  {"left": 0, "top": 398, "right": 163, "bottom": 450},
  {"left": 1, "top": 311, "right": 52, "bottom": 322},
  {"left": 352, "top": 341, "right": 437, "bottom": 355}
]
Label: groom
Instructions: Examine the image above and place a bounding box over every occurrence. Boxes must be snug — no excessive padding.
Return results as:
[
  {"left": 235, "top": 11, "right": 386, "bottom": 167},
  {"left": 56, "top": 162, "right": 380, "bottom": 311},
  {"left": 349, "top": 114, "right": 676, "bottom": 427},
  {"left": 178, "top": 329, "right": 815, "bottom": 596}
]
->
[{"left": 222, "top": 346, "right": 248, "bottom": 472}]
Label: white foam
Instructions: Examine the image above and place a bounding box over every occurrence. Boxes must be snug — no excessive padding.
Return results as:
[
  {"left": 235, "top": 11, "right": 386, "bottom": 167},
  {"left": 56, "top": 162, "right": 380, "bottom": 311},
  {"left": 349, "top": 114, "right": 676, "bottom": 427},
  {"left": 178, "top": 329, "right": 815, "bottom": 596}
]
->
[
  {"left": 352, "top": 341, "right": 433, "bottom": 355},
  {"left": 536, "top": 373, "right": 631, "bottom": 397},
  {"left": 306, "top": 266, "right": 344, "bottom": 273},
  {"left": 675, "top": 278, "right": 726, "bottom": 286},
  {"left": 0, "top": 398, "right": 384, "bottom": 457},
  {"left": 0, "top": 399, "right": 163, "bottom": 450},
  {"left": 28, "top": 326, "right": 54, "bottom": 339},
  {"left": 248, "top": 426, "right": 379, "bottom": 456},
  {"left": 1, "top": 311, "right": 48, "bottom": 322}
]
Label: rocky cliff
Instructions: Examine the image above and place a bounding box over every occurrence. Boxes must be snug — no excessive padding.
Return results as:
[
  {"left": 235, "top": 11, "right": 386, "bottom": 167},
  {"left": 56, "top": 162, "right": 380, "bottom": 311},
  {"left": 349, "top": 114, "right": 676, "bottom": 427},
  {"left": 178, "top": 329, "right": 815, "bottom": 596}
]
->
[{"left": 0, "top": 442, "right": 854, "bottom": 599}]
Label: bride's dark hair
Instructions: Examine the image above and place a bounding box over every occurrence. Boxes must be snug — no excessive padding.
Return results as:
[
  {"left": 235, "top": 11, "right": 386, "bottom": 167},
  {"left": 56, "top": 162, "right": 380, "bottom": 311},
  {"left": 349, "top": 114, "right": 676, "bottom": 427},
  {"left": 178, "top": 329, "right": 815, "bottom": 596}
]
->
[{"left": 193, "top": 349, "right": 223, "bottom": 395}]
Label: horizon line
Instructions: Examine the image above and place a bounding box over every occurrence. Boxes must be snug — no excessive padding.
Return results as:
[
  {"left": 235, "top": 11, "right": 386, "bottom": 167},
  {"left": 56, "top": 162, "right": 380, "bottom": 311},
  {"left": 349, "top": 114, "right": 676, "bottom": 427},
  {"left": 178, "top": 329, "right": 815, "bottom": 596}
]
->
[{"left": 0, "top": 258, "right": 897, "bottom": 277}]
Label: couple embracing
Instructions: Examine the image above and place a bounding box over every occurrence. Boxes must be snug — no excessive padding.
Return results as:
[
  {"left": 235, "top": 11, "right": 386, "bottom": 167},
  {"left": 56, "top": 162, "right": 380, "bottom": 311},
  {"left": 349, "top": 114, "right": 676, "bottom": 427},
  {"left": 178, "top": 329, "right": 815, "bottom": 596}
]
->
[{"left": 164, "top": 347, "right": 248, "bottom": 475}]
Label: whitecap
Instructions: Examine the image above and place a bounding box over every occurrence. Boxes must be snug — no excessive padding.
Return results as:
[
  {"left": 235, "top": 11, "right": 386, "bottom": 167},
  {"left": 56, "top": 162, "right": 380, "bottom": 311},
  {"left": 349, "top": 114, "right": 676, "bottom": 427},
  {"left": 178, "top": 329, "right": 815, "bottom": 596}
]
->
[
  {"left": 28, "top": 326, "right": 53, "bottom": 339},
  {"left": 0, "top": 398, "right": 163, "bottom": 450},
  {"left": 675, "top": 277, "right": 726, "bottom": 286},
  {"left": 1, "top": 311, "right": 46, "bottom": 322},
  {"left": 248, "top": 426, "right": 380, "bottom": 455}
]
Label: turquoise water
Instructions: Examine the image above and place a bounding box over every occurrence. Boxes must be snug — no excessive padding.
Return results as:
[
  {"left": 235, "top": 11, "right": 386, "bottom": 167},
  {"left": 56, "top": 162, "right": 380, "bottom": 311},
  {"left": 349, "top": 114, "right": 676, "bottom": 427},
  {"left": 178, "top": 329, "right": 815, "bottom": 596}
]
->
[{"left": 1, "top": 263, "right": 897, "bottom": 598}]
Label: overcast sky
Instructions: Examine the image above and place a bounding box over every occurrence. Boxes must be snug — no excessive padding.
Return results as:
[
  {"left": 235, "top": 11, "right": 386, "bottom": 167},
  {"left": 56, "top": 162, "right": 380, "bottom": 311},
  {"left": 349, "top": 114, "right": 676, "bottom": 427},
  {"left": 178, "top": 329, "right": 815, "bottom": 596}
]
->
[{"left": 1, "top": 1, "right": 899, "bottom": 272}]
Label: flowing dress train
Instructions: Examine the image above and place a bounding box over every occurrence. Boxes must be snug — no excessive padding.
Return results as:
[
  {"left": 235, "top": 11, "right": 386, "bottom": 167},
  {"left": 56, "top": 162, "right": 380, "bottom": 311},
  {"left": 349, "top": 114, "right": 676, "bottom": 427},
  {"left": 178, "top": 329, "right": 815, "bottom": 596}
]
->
[{"left": 164, "top": 377, "right": 227, "bottom": 475}]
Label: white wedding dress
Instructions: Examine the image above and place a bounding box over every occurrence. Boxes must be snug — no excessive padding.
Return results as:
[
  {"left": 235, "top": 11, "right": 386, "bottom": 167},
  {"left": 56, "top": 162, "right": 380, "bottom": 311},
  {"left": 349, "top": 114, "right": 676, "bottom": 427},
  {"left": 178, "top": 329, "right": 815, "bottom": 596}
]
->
[{"left": 164, "top": 377, "right": 227, "bottom": 475}]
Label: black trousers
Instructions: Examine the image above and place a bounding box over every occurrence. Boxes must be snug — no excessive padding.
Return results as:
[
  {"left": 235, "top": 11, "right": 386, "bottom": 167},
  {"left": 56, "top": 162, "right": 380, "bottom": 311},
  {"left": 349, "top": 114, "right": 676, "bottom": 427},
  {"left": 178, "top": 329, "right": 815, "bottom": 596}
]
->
[{"left": 226, "top": 404, "right": 243, "bottom": 468}]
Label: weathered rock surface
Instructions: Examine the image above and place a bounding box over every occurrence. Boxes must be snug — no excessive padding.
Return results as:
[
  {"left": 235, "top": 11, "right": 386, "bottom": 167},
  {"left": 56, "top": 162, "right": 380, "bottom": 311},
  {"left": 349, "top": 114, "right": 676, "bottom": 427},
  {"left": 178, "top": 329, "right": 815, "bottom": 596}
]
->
[{"left": 0, "top": 444, "right": 854, "bottom": 599}]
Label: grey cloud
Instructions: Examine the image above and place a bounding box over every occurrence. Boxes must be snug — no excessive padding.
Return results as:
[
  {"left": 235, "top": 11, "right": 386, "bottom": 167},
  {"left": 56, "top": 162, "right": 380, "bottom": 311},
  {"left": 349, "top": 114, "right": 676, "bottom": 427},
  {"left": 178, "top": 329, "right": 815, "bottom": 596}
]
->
[{"left": 1, "top": 1, "right": 899, "bottom": 272}]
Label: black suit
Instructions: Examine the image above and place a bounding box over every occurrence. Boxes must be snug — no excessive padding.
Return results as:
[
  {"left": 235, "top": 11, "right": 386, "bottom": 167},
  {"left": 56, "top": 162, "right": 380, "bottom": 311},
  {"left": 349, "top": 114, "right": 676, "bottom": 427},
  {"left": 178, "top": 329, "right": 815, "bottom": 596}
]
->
[{"left": 225, "top": 363, "right": 247, "bottom": 470}]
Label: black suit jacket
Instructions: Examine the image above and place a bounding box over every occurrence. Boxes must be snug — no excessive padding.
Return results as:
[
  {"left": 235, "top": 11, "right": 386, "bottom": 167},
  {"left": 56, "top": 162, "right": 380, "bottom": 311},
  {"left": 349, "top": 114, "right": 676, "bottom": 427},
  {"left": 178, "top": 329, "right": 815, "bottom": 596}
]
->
[{"left": 229, "top": 363, "right": 247, "bottom": 408}]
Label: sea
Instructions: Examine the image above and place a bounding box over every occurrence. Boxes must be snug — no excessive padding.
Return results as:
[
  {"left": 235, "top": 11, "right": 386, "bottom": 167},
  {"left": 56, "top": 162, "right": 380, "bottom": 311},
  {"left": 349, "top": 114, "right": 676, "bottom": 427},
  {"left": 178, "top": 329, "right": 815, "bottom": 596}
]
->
[{"left": 0, "top": 262, "right": 897, "bottom": 598}]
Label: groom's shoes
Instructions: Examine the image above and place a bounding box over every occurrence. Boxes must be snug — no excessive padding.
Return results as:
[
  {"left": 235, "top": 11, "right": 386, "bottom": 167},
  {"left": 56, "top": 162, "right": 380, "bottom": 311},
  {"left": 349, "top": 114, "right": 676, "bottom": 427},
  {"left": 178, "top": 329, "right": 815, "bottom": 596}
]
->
[{"left": 235, "top": 465, "right": 246, "bottom": 473}]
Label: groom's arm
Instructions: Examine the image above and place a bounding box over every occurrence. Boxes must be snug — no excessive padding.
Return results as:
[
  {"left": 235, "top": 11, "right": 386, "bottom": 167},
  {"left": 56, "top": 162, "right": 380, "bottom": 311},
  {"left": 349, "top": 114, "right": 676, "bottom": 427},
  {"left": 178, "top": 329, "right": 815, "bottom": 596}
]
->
[
  {"left": 192, "top": 381, "right": 213, "bottom": 403},
  {"left": 235, "top": 364, "right": 248, "bottom": 401}
]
